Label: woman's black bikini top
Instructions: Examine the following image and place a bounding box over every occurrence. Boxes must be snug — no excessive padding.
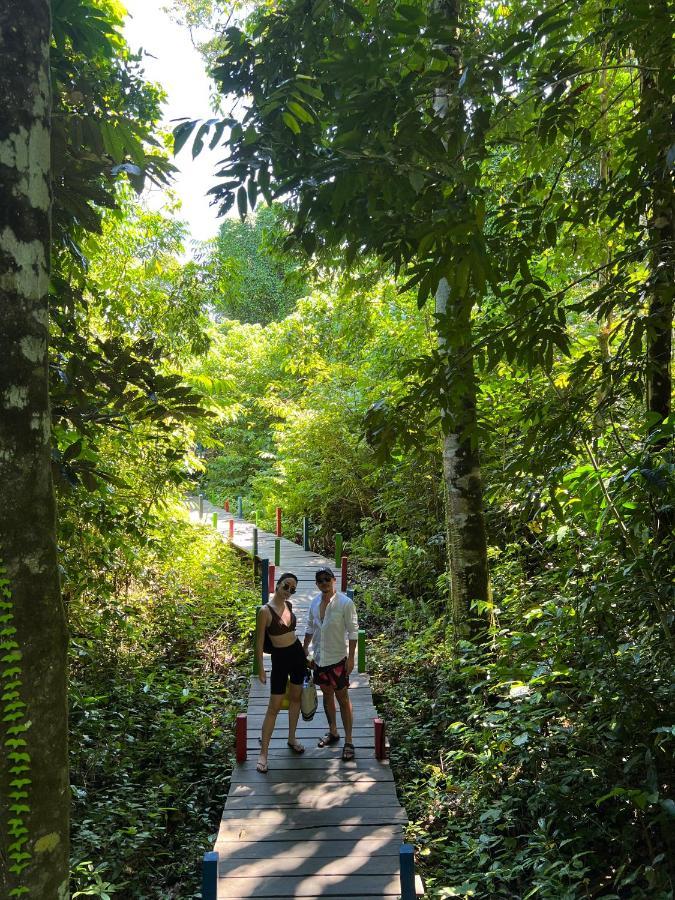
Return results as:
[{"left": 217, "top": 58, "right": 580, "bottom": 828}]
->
[{"left": 266, "top": 600, "right": 296, "bottom": 636}]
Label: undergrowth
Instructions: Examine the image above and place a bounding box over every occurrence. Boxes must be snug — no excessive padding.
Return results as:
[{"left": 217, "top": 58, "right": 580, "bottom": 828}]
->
[
  {"left": 67, "top": 515, "right": 257, "bottom": 898},
  {"left": 364, "top": 557, "right": 674, "bottom": 900}
]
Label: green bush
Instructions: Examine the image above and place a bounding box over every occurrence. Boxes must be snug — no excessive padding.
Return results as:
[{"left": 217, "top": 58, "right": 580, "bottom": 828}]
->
[{"left": 68, "top": 517, "right": 257, "bottom": 899}]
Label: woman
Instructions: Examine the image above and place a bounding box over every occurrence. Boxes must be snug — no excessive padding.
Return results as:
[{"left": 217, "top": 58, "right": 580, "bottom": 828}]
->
[{"left": 255, "top": 572, "right": 307, "bottom": 773}]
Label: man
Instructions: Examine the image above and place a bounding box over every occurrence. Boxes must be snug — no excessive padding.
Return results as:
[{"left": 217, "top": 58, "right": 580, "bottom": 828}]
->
[{"left": 303, "top": 567, "right": 359, "bottom": 761}]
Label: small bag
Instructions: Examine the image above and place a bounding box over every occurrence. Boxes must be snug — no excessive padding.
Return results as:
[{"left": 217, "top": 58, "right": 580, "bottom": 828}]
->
[{"left": 301, "top": 673, "right": 318, "bottom": 721}]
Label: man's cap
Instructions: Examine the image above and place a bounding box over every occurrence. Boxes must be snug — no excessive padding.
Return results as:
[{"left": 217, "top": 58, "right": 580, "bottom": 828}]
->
[{"left": 315, "top": 567, "right": 335, "bottom": 580}]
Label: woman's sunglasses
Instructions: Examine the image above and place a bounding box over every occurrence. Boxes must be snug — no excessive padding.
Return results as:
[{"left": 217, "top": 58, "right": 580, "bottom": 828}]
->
[
  {"left": 280, "top": 582, "right": 296, "bottom": 594},
  {"left": 316, "top": 575, "right": 333, "bottom": 584}
]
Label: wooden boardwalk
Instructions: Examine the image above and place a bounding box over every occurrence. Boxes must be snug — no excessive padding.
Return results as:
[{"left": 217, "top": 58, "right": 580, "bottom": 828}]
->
[{"left": 189, "top": 498, "right": 421, "bottom": 899}]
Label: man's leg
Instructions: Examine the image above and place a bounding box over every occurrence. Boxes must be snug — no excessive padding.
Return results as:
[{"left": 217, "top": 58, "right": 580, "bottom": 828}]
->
[
  {"left": 320, "top": 685, "right": 339, "bottom": 739},
  {"left": 335, "top": 685, "right": 353, "bottom": 745}
]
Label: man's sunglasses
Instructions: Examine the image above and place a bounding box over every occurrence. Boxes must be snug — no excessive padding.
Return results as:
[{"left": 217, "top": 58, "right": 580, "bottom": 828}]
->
[
  {"left": 280, "top": 582, "right": 296, "bottom": 594},
  {"left": 316, "top": 575, "right": 333, "bottom": 584}
]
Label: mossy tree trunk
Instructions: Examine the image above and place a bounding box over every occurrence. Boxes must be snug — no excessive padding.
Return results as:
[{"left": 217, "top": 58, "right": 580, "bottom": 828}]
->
[
  {"left": 0, "top": 3, "right": 70, "bottom": 898},
  {"left": 434, "top": 0, "right": 490, "bottom": 640}
]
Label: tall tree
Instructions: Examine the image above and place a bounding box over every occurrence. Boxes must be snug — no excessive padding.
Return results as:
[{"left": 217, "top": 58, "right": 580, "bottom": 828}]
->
[
  {"left": 174, "top": 0, "right": 495, "bottom": 634},
  {"left": 638, "top": 0, "right": 673, "bottom": 433},
  {"left": 433, "top": 0, "right": 489, "bottom": 635},
  {"left": 0, "top": 2, "right": 69, "bottom": 897}
]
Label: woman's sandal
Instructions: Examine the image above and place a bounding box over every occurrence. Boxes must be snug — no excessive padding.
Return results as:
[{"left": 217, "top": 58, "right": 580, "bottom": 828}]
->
[
  {"left": 341, "top": 742, "right": 355, "bottom": 761},
  {"left": 317, "top": 732, "right": 340, "bottom": 748},
  {"left": 256, "top": 758, "right": 269, "bottom": 774},
  {"left": 287, "top": 740, "right": 305, "bottom": 754}
]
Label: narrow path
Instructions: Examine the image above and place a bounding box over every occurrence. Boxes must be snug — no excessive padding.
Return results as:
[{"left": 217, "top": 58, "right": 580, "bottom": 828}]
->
[{"left": 189, "top": 498, "right": 420, "bottom": 898}]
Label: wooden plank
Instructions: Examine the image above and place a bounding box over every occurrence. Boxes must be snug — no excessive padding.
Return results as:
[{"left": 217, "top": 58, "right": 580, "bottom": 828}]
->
[
  {"left": 215, "top": 824, "right": 404, "bottom": 843},
  {"left": 245, "top": 748, "right": 378, "bottom": 762},
  {"left": 220, "top": 808, "right": 407, "bottom": 826},
  {"left": 215, "top": 837, "right": 402, "bottom": 860},
  {"left": 228, "top": 783, "right": 397, "bottom": 802},
  {"left": 232, "top": 757, "right": 389, "bottom": 771},
  {"left": 225, "top": 794, "right": 401, "bottom": 810},
  {"left": 218, "top": 854, "right": 400, "bottom": 877},
  {"left": 216, "top": 872, "right": 405, "bottom": 897},
  {"left": 230, "top": 768, "right": 394, "bottom": 784}
]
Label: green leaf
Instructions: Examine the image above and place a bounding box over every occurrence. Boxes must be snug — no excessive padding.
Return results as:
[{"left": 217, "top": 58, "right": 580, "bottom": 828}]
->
[
  {"left": 237, "top": 186, "right": 248, "bottom": 219},
  {"left": 281, "top": 112, "right": 301, "bottom": 134}
]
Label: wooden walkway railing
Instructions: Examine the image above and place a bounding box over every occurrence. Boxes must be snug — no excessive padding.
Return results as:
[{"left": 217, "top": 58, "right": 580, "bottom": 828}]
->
[{"left": 190, "top": 496, "right": 423, "bottom": 899}]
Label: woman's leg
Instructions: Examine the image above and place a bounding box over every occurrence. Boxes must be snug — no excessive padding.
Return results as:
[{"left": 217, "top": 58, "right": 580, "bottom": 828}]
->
[
  {"left": 287, "top": 682, "right": 304, "bottom": 751},
  {"left": 258, "top": 693, "right": 284, "bottom": 771}
]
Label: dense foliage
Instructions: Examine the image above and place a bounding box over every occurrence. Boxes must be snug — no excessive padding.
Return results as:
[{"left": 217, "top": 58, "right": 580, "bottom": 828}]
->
[
  {"left": 3, "top": 0, "right": 671, "bottom": 897},
  {"left": 67, "top": 513, "right": 256, "bottom": 899},
  {"left": 178, "top": 0, "right": 674, "bottom": 895}
]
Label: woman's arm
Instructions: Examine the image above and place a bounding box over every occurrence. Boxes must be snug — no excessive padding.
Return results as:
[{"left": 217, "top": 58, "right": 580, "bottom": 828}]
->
[{"left": 256, "top": 605, "right": 269, "bottom": 684}]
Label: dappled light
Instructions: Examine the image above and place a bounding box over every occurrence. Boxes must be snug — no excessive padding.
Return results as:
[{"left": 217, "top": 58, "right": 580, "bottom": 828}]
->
[{"left": 1, "top": 0, "right": 672, "bottom": 898}]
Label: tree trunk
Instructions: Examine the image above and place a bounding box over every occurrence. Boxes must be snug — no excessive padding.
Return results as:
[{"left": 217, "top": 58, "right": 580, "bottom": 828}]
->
[
  {"left": 640, "top": 0, "right": 674, "bottom": 439},
  {"left": 0, "top": 3, "right": 70, "bottom": 898},
  {"left": 436, "top": 281, "right": 490, "bottom": 637},
  {"left": 433, "top": 0, "right": 490, "bottom": 638}
]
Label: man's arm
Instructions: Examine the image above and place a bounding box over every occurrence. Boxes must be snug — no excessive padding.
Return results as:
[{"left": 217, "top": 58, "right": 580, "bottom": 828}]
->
[
  {"left": 346, "top": 638, "right": 357, "bottom": 674},
  {"left": 303, "top": 599, "right": 315, "bottom": 654},
  {"left": 345, "top": 599, "right": 359, "bottom": 674}
]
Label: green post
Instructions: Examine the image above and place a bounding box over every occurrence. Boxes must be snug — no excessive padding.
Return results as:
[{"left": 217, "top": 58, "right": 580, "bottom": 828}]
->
[
  {"left": 252, "top": 526, "right": 258, "bottom": 560},
  {"left": 358, "top": 629, "right": 366, "bottom": 673},
  {"left": 335, "top": 532, "right": 343, "bottom": 568},
  {"left": 302, "top": 516, "right": 310, "bottom": 551},
  {"left": 212, "top": 512, "right": 218, "bottom": 529},
  {"left": 199, "top": 493, "right": 204, "bottom": 518},
  {"left": 274, "top": 537, "right": 280, "bottom": 566},
  {"left": 237, "top": 495, "right": 243, "bottom": 518}
]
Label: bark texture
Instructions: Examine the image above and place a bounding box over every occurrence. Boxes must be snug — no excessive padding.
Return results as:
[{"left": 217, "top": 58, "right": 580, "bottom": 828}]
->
[
  {"left": 433, "top": 0, "right": 490, "bottom": 638},
  {"left": 436, "top": 281, "right": 490, "bottom": 636},
  {"left": 0, "top": 3, "right": 70, "bottom": 898},
  {"left": 641, "top": 0, "right": 674, "bottom": 437}
]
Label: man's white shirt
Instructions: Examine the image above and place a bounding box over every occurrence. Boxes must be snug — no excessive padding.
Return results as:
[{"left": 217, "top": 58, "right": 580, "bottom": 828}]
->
[{"left": 305, "top": 592, "right": 359, "bottom": 667}]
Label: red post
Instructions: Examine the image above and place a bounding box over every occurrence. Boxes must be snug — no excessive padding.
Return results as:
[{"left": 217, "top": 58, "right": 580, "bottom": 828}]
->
[
  {"left": 276, "top": 506, "right": 282, "bottom": 536},
  {"left": 341, "top": 555, "right": 348, "bottom": 592},
  {"left": 236, "top": 713, "right": 247, "bottom": 763},
  {"left": 224, "top": 499, "right": 230, "bottom": 513},
  {"left": 268, "top": 564, "right": 275, "bottom": 595},
  {"left": 374, "top": 717, "right": 386, "bottom": 760},
  {"left": 228, "top": 518, "right": 234, "bottom": 541}
]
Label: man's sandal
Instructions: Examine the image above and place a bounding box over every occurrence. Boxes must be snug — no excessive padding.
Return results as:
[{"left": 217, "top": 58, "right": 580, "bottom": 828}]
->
[
  {"left": 317, "top": 732, "right": 340, "bottom": 748},
  {"left": 341, "top": 742, "right": 355, "bottom": 761}
]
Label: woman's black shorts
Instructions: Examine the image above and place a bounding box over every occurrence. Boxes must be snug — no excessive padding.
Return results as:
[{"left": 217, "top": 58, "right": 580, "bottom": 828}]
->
[{"left": 270, "top": 639, "right": 308, "bottom": 695}]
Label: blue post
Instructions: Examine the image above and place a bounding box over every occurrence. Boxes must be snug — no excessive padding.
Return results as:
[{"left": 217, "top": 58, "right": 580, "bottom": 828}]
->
[
  {"left": 261, "top": 558, "right": 269, "bottom": 604},
  {"left": 237, "top": 495, "right": 243, "bottom": 518},
  {"left": 302, "top": 516, "right": 310, "bottom": 551},
  {"left": 202, "top": 851, "right": 218, "bottom": 900},
  {"left": 400, "top": 844, "right": 416, "bottom": 900},
  {"left": 346, "top": 588, "right": 354, "bottom": 600}
]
